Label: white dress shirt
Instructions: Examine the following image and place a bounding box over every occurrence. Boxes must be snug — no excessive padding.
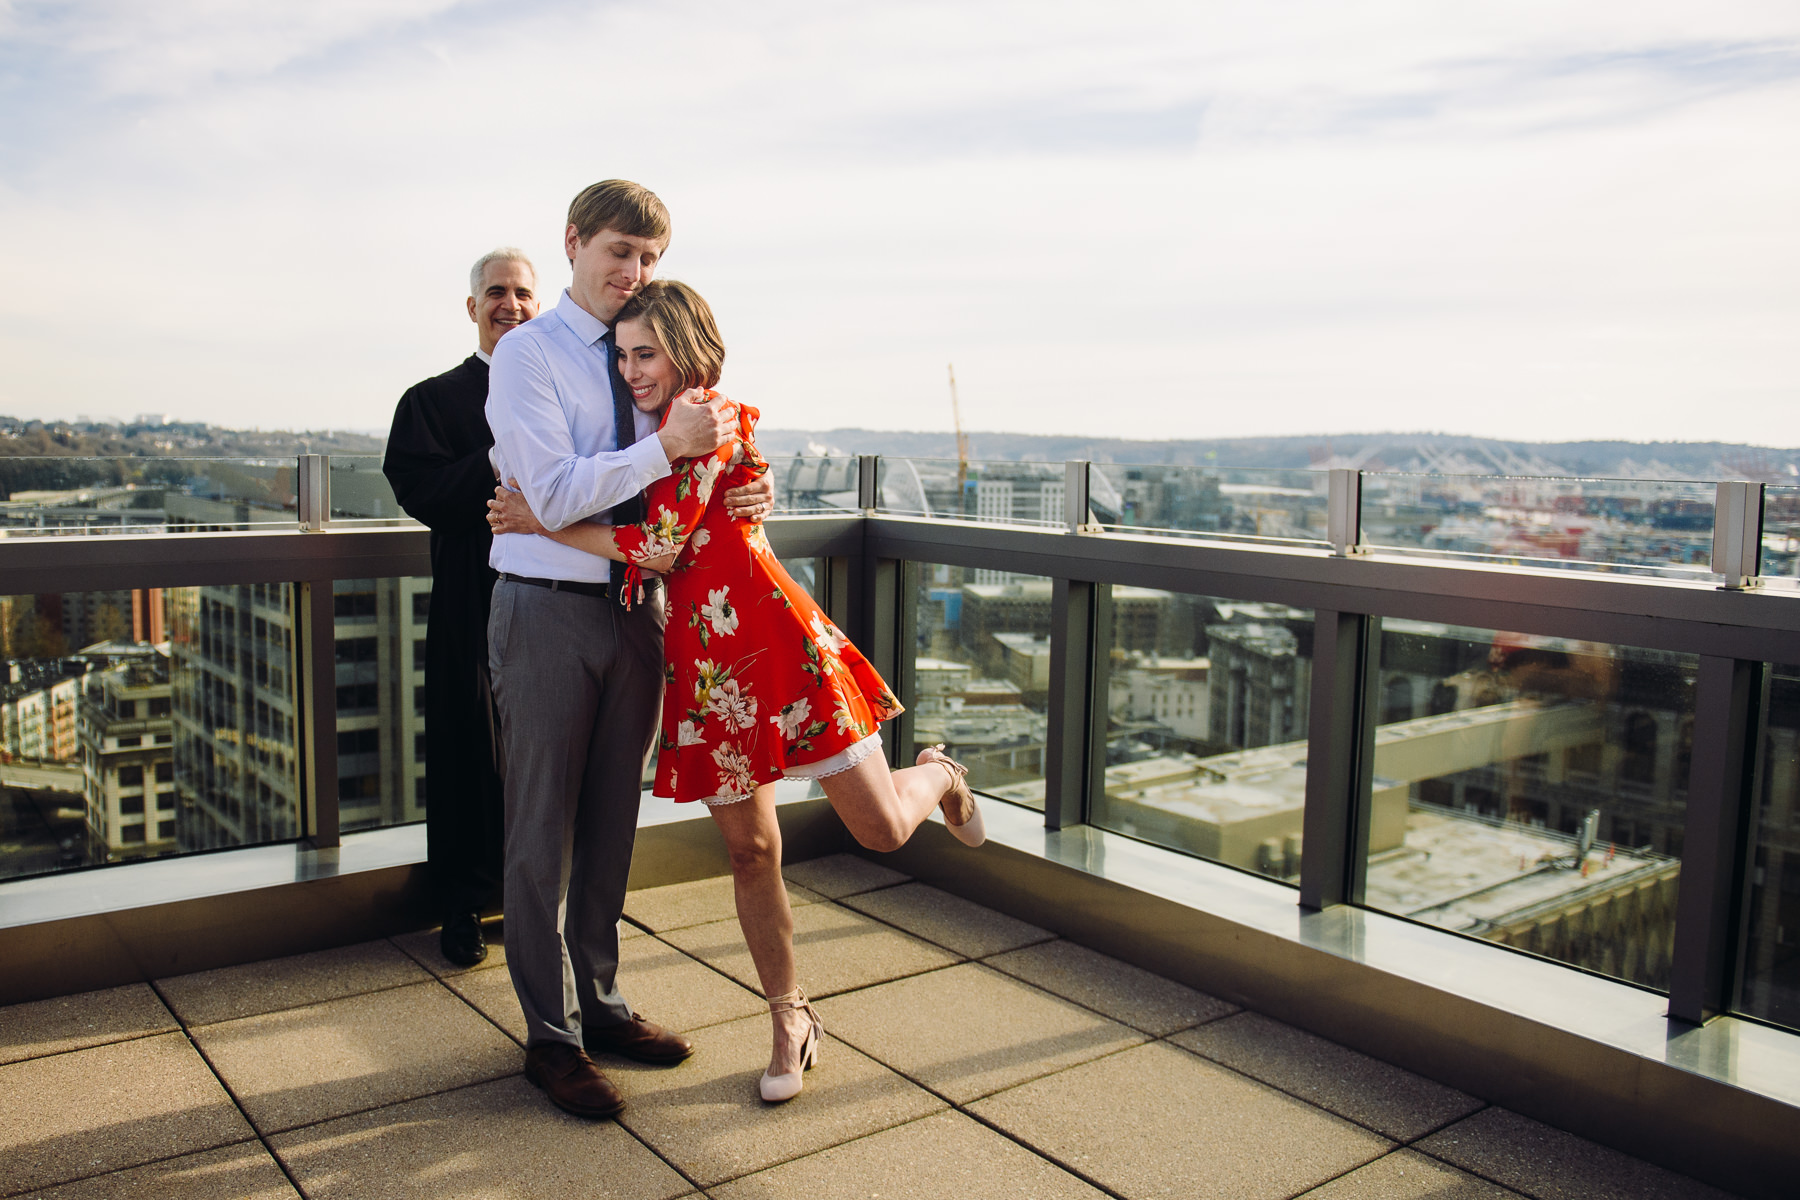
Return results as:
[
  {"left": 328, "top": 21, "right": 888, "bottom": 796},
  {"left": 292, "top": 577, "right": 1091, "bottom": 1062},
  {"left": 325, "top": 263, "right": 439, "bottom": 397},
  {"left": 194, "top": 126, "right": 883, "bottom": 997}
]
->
[{"left": 486, "top": 289, "right": 671, "bottom": 582}]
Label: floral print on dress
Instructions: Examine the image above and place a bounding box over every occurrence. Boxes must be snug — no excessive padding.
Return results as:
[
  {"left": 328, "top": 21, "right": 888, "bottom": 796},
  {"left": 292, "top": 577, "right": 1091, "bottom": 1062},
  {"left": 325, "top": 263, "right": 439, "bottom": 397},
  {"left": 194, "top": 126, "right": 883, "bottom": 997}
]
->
[{"left": 613, "top": 396, "right": 902, "bottom": 803}]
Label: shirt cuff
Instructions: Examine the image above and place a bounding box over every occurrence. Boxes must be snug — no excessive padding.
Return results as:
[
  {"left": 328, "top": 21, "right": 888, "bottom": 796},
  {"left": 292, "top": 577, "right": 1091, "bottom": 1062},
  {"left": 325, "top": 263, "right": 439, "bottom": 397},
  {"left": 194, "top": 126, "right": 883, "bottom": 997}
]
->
[{"left": 628, "top": 435, "right": 673, "bottom": 485}]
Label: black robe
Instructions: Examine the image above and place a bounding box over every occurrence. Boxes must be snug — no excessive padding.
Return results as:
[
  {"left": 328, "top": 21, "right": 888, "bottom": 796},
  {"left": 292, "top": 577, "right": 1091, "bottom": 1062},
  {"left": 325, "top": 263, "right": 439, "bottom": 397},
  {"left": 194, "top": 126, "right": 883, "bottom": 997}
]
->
[{"left": 383, "top": 354, "right": 504, "bottom": 914}]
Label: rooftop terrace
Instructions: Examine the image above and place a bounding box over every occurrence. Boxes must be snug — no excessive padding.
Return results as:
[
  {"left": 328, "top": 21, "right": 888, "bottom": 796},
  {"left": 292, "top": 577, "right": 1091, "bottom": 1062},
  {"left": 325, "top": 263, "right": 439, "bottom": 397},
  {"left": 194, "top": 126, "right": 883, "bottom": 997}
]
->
[{"left": 0, "top": 853, "right": 1747, "bottom": 1200}]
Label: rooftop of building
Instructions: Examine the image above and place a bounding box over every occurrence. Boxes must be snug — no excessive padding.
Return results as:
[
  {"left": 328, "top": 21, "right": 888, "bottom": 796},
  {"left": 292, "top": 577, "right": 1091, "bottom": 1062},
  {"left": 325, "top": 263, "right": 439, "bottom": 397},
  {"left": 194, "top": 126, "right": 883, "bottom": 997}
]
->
[{"left": 0, "top": 853, "right": 1743, "bottom": 1200}]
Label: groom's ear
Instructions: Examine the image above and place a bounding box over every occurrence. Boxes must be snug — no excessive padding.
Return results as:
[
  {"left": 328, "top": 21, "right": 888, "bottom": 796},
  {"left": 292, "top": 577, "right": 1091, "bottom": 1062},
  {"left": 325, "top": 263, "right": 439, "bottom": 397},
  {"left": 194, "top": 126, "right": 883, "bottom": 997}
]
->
[{"left": 563, "top": 222, "right": 583, "bottom": 264}]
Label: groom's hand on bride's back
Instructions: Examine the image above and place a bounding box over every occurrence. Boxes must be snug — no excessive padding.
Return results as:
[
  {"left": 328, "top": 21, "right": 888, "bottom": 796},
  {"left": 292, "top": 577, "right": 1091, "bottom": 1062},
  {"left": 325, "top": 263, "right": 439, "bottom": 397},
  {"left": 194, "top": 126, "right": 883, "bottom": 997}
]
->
[{"left": 658, "top": 389, "right": 734, "bottom": 461}]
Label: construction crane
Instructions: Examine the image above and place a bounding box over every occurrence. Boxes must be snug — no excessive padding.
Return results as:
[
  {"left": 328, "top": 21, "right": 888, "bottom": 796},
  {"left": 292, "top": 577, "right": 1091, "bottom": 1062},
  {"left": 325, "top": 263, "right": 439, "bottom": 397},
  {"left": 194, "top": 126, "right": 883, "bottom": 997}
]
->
[{"left": 948, "top": 363, "right": 971, "bottom": 513}]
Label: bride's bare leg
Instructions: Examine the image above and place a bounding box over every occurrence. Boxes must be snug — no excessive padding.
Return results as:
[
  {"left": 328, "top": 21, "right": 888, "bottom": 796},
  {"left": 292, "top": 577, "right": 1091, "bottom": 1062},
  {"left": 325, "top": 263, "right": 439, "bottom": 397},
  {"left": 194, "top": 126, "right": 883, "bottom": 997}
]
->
[
  {"left": 818, "top": 753, "right": 955, "bottom": 852},
  {"left": 706, "top": 784, "right": 810, "bottom": 1076}
]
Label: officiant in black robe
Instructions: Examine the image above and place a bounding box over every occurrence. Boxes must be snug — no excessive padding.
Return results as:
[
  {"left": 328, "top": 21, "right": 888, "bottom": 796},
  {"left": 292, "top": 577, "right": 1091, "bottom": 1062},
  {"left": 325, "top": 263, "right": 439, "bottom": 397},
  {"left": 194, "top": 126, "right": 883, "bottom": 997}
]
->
[{"left": 383, "top": 248, "right": 540, "bottom": 966}]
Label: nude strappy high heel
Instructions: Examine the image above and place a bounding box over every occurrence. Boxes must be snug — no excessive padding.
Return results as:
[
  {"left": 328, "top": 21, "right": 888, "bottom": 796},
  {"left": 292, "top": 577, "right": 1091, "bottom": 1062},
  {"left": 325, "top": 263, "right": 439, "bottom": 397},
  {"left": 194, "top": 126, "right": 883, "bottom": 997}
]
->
[
  {"left": 759, "top": 986, "right": 823, "bottom": 1103},
  {"left": 917, "top": 744, "right": 986, "bottom": 847}
]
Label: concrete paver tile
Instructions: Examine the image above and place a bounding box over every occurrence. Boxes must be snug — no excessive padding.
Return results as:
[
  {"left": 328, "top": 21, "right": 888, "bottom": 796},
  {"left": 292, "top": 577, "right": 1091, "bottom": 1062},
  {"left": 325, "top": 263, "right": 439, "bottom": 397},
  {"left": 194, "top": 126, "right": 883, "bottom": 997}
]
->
[
  {"left": 610, "top": 1011, "right": 945, "bottom": 1187},
  {"left": 1416, "top": 1108, "right": 1744, "bottom": 1200},
  {"left": 816, "top": 962, "right": 1145, "bottom": 1104},
  {"left": 1293, "top": 1149, "right": 1527, "bottom": 1199},
  {"left": 391, "top": 917, "right": 514, "bottom": 979},
  {"left": 781, "top": 854, "right": 909, "bottom": 899},
  {"left": 710, "top": 1109, "right": 1110, "bottom": 1200},
  {"left": 12, "top": 1142, "right": 299, "bottom": 1200},
  {"left": 1173, "top": 1012, "right": 1482, "bottom": 1141},
  {"left": 986, "top": 939, "right": 1238, "bottom": 1036},
  {"left": 609, "top": 935, "right": 765, "bottom": 1035},
  {"left": 0, "top": 984, "right": 176, "bottom": 1066},
  {"left": 271, "top": 1074, "right": 691, "bottom": 1199},
  {"left": 660, "top": 902, "right": 957, "bottom": 998},
  {"left": 839, "top": 882, "right": 1053, "bottom": 958},
  {"left": 969, "top": 1041, "right": 1391, "bottom": 1200},
  {"left": 440, "top": 962, "right": 526, "bottom": 1044},
  {"left": 157, "top": 940, "right": 430, "bottom": 1025},
  {"left": 190, "top": 980, "right": 519, "bottom": 1134},
  {"left": 0, "top": 1031, "right": 252, "bottom": 1197},
  {"left": 626, "top": 875, "right": 823, "bottom": 933}
]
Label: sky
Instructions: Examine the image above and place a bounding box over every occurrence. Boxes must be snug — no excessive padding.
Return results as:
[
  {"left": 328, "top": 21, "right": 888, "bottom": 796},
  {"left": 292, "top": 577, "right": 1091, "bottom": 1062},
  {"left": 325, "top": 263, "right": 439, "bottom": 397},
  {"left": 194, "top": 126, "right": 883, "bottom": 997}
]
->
[{"left": 1, "top": 0, "right": 1798, "bottom": 445}]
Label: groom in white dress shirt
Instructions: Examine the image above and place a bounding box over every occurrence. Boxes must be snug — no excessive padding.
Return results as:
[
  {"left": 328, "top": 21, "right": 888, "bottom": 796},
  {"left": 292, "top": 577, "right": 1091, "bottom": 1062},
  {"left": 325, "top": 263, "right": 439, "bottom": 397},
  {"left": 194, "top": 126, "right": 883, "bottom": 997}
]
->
[{"left": 485, "top": 179, "right": 774, "bottom": 1118}]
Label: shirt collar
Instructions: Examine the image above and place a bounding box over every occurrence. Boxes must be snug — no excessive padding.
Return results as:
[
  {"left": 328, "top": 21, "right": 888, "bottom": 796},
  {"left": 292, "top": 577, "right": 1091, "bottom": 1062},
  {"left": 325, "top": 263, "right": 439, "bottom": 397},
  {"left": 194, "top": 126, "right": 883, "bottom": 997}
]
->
[
  {"left": 552, "top": 288, "right": 610, "bottom": 347},
  {"left": 474, "top": 348, "right": 492, "bottom": 365}
]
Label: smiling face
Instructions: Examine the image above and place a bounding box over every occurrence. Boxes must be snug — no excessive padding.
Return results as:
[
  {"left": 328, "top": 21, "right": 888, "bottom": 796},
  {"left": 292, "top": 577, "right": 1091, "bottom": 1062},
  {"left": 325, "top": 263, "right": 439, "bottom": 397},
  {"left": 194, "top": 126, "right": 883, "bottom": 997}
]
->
[
  {"left": 565, "top": 224, "right": 665, "bottom": 323},
  {"left": 466, "top": 258, "right": 539, "bottom": 355},
  {"left": 615, "top": 317, "right": 684, "bottom": 415}
]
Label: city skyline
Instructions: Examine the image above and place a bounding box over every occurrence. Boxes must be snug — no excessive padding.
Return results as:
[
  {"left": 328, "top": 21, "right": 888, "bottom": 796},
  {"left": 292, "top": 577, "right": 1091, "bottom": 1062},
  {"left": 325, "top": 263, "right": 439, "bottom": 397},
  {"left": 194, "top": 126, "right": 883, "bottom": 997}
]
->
[{"left": 1, "top": 3, "right": 1797, "bottom": 443}]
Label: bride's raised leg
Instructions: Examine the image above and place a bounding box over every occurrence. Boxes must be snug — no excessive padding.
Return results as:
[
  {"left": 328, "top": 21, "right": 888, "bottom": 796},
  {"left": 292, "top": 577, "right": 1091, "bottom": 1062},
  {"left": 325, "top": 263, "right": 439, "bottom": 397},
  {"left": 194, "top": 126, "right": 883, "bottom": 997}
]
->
[{"left": 817, "top": 751, "right": 979, "bottom": 852}]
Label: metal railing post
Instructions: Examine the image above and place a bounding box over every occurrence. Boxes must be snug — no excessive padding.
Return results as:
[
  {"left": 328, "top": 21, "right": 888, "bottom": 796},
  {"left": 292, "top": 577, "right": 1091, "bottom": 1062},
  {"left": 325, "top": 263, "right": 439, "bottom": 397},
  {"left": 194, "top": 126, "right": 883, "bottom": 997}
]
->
[
  {"left": 1299, "top": 610, "right": 1379, "bottom": 909},
  {"left": 298, "top": 454, "right": 330, "bottom": 531},
  {"left": 296, "top": 577, "right": 340, "bottom": 849},
  {"left": 1064, "top": 460, "right": 1093, "bottom": 532},
  {"left": 1327, "top": 468, "right": 1365, "bottom": 557},
  {"left": 1669, "top": 655, "right": 1764, "bottom": 1024},
  {"left": 1712, "top": 480, "right": 1764, "bottom": 589},
  {"left": 857, "top": 454, "right": 879, "bottom": 514},
  {"left": 1045, "top": 578, "right": 1107, "bottom": 830}
]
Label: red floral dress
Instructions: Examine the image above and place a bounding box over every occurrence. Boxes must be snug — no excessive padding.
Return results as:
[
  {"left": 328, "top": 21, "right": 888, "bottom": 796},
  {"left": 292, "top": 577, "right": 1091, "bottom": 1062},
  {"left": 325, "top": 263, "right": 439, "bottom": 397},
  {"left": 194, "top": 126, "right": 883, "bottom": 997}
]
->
[{"left": 613, "top": 395, "right": 902, "bottom": 804}]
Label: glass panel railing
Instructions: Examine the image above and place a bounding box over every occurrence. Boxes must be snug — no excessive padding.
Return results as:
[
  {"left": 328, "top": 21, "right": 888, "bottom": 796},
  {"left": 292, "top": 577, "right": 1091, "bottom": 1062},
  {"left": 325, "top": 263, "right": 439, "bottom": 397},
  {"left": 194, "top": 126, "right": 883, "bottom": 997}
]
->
[
  {"left": 1359, "top": 620, "right": 1694, "bottom": 991},
  {"left": 1090, "top": 464, "right": 1330, "bottom": 547},
  {"left": 0, "top": 457, "right": 302, "bottom": 536},
  {"left": 327, "top": 456, "right": 415, "bottom": 527},
  {"left": 1093, "top": 591, "right": 1313, "bottom": 883},
  {"left": 911, "top": 565, "right": 1053, "bottom": 806},
  {"left": 168, "top": 583, "right": 304, "bottom": 856},
  {"left": 879, "top": 458, "right": 1067, "bottom": 527},
  {"left": 0, "top": 583, "right": 305, "bottom": 882},
  {"left": 764, "top": 454, "right": 860, "bottom": 514},
  {"left": 1741, "top": 663, "right": 1800, "bottom": 1032},
  {"left": 334, "top": 577, "right": 430, "bottom": 831},
  {"left": 1359, "top": 473, "right": 1719, "bottom": 579},
  {"left": 1760, "top": 485, "right": 1800, "bottom": 590}
]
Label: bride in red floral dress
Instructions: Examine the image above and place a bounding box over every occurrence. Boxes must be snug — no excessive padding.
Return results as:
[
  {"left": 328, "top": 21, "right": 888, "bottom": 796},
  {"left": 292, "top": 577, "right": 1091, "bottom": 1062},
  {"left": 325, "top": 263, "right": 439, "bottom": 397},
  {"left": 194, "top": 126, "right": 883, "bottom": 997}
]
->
[{"left": 487, "top": 279, "right": 983, "bottom": 1105}]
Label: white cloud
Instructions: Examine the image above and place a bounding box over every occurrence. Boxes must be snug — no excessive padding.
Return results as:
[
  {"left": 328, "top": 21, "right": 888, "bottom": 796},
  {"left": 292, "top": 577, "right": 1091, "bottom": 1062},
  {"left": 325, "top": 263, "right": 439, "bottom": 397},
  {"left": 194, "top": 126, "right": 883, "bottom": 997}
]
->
[{"left": 0, "top": 0, "right": 1796, "bottom": 445}]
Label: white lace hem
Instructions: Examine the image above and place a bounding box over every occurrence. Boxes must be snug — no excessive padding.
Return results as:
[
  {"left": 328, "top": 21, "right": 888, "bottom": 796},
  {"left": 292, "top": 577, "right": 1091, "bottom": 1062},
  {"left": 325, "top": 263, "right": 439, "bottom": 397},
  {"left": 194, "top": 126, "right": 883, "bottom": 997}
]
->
[
  {"left": 695, "top": 731, "right": 885, "bottom": 807},
  {"left": 784, "top": 731, "right": 883, "bottom": 780}
]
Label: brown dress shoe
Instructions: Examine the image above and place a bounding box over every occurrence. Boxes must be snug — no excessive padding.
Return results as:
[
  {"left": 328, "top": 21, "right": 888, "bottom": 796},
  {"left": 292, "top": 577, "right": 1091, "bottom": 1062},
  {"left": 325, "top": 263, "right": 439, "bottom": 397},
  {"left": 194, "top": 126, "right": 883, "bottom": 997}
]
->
[
  {"left": 584, "top": 1013, "right": 694, "bottom": 1064},
  {"left": 524, "top": 1042, "right": 625, "bottom": 1118}
]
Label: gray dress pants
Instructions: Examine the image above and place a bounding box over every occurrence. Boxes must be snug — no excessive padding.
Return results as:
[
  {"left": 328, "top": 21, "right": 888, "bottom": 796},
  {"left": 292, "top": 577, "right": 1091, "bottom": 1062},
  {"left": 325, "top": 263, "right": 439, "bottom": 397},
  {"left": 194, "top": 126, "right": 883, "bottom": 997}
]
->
[{"left": 488, "top": 578, "right": 665, "bottom": 1049}]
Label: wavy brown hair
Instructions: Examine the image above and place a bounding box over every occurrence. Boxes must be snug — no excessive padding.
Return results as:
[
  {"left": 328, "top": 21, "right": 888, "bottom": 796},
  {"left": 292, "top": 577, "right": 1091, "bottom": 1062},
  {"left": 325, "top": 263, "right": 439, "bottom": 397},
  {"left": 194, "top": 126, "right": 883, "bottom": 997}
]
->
[{"left": 614, "top": 280, "right": 726, "bottom": 392}]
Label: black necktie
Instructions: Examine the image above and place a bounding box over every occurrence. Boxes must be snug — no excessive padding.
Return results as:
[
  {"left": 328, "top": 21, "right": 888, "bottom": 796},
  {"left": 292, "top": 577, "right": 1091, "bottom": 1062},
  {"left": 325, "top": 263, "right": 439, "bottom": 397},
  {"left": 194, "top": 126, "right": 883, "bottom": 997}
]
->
[{"left": 602, "top": 329, "right": 646, "bottom": 526}]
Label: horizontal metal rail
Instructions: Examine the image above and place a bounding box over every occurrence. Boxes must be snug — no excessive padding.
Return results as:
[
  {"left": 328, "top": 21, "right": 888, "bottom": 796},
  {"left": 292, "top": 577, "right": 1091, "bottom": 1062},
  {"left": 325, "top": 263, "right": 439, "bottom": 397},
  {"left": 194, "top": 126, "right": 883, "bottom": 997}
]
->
[{"left": 865, "top": 515, "right": 1800, "bottom": 661}]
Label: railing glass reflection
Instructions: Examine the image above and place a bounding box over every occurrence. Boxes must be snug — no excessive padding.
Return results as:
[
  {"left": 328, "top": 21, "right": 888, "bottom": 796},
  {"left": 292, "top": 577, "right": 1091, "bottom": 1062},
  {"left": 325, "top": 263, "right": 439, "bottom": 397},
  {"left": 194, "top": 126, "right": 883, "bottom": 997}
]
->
[
  {"left": 0, "top": 457, "right": 304, "bottom": 536},
  {"left": 879, "top": 458, "right": 1068, "bottom": 526},
  {"left": 912, "top": 565, "right": 1054, "bottom": 804},
  {"left": 1742, "top": 663, "right": 1800, "bottom": 1032},
  {"left": 764, "top": 455, "right": 860, "bottom": 515},
  {"left": 1360, "top": 621, "right": 1694, "bottom": 991},
  {"left": 1090, "top": 464, "right": 1330, "bottom": 547},
  {"left": 333, "top": 577, "right": 431, "bottom": 831},
  {"left": 327, "top": 456, "right": 414, "bottom": 527},
  {"left": 1093, "top": 588, "right": 1313, "bottom": 882},
  {"left": 1359, "top": 473, "right": 1720, "bottom": 579}
]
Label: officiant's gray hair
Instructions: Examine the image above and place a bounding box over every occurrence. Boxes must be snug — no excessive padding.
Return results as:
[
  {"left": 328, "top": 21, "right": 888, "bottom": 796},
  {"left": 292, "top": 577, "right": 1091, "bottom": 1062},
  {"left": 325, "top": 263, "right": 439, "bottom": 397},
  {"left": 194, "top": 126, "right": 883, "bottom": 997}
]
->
[{"left": 469, "top": 247, "right": 537, "bottom": 297}]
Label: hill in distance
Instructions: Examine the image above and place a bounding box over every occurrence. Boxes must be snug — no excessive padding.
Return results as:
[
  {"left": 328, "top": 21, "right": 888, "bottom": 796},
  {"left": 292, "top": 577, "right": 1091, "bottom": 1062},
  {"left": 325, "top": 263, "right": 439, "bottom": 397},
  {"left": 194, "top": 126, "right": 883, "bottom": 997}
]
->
[{"left": 752, "top": 429, "right": 1800, "bottom": 482}]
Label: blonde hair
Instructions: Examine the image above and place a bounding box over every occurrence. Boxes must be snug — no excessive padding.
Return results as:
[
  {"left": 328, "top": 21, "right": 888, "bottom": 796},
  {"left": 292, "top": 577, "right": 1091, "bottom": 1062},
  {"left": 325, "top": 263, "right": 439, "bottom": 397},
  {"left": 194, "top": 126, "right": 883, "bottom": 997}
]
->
[{"left": 614, "top": 280, "right": 725, "bottom": 392}]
